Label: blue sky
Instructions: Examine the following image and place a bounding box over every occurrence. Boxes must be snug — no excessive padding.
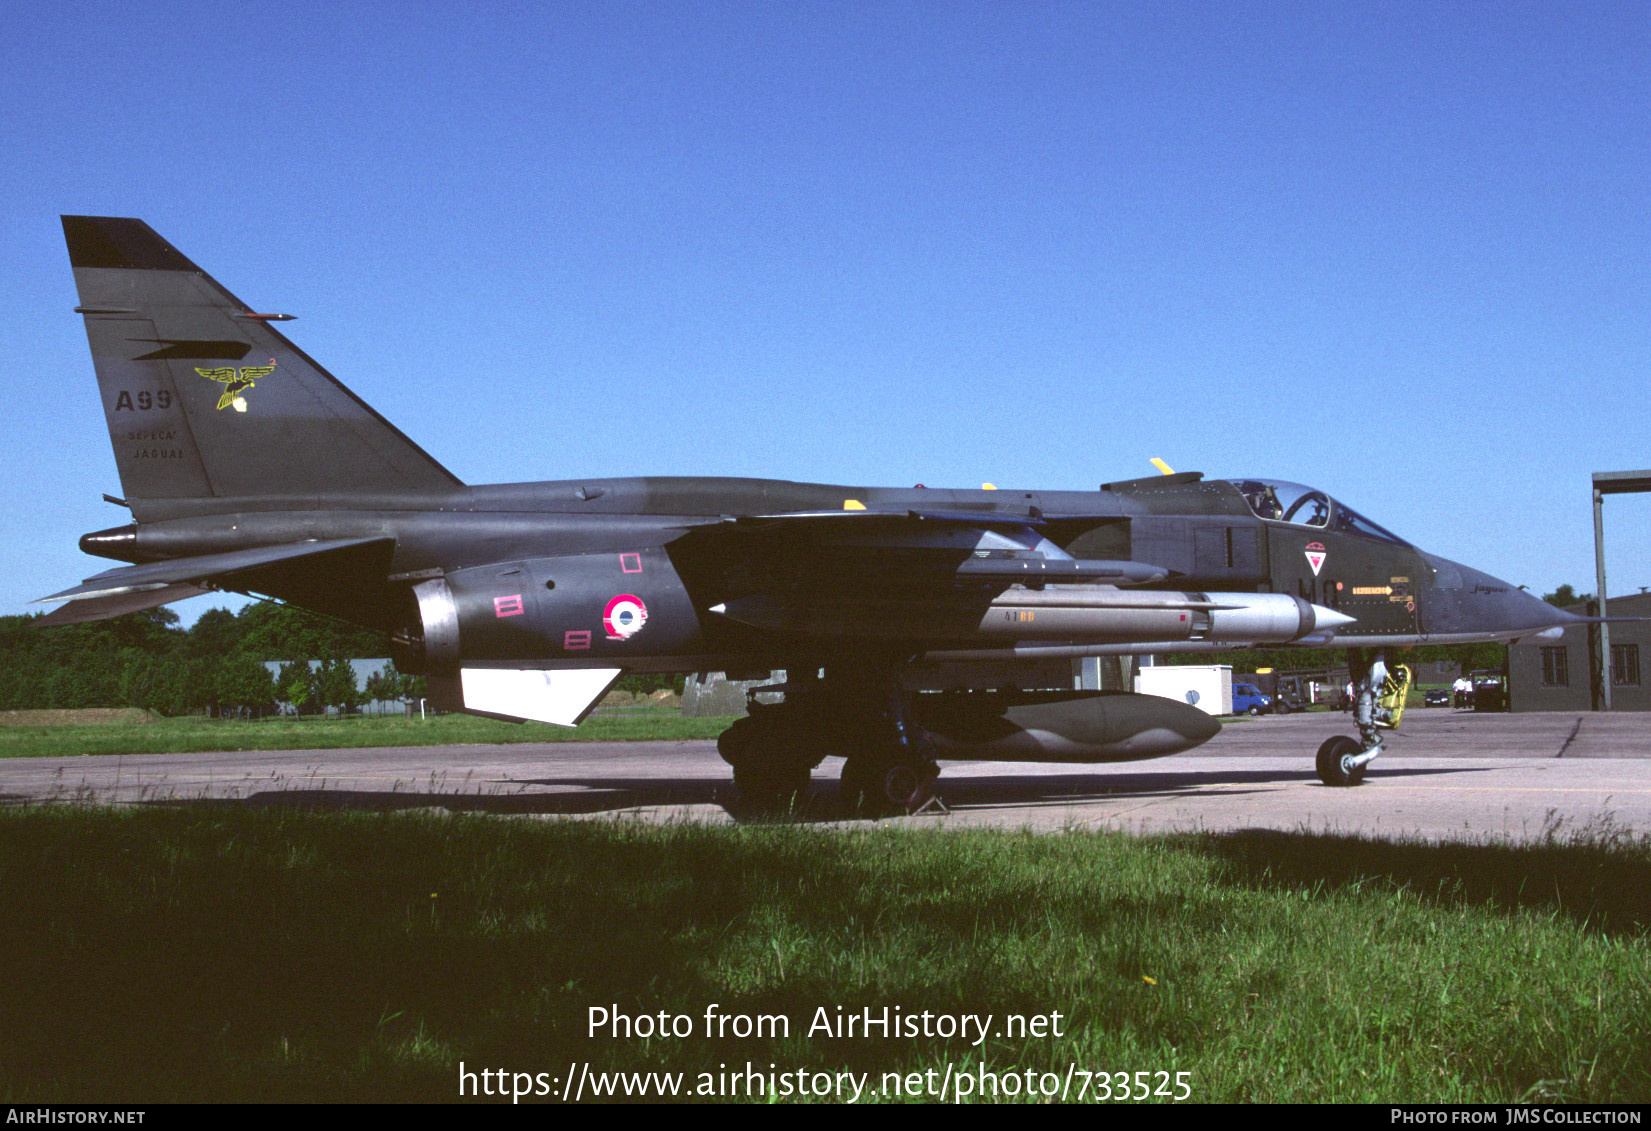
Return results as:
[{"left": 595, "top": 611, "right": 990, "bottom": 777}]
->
[{"left": 4, "top": 2, "right": 1648, "bottom": 621}]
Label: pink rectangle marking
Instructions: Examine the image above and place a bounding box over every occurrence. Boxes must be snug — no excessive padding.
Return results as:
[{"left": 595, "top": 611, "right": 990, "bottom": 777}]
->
[
  {"left": 620, "top": 553, "right": 643, "bottom": 574},
  {"left": 494, "top": 594, "right": 525, "bottom": 618},
  {"left": 564, "top": 630, "right": 592, "bottom": 650}
]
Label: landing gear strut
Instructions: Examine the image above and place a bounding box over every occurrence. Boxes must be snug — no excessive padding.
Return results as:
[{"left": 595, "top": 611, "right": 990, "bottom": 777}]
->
[
  {"left": 832, "top": 670, "right": 937, "bottom": 812},
  {"left": 1318, "top": 648, "right": 1411, "bottom": 787},
  {"left": 715, "top": 665, "right": 940, "bottom": 815},
  {"left": 837, "top": 681, "right": 939, "bottom": 814}
]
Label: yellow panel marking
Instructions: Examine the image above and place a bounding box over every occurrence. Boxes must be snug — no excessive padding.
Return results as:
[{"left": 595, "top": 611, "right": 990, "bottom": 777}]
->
[
  {"left": 1150, "top": 458, "right": 1175, "bottom": 475},
  {"left": 843, "top": 499, "right": 866, "bottom": 511},
  {"left": 981, "top": 483, "right": 997, "bottom": 491}
]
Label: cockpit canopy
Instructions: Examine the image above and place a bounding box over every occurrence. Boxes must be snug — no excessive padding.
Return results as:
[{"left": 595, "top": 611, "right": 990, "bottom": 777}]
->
[{"left": 1224, "top": 479, "right": 1410, "bottom": 546}]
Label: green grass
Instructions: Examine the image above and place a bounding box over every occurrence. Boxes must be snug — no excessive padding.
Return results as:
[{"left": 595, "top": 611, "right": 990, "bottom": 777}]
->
[
  {"left": 0, "top": 709, "right": 733, "bottom": 759},
  {"left": 0, "top": 808, "right": 1646, "bottom": 1102}
]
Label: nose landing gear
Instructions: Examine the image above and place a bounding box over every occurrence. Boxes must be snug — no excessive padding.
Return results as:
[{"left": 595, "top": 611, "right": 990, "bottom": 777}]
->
[
  {"left": 1315, "top": 733, "right": 1368, "bottom": 787},
  {"left": 1317, "top": 648, "right": 1411, "bottom": 787}
]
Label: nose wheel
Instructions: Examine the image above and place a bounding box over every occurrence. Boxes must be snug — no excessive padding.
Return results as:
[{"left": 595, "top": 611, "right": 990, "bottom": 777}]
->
[{"left": 1315, "top": 735, "right": 1367, "bottom": 787}]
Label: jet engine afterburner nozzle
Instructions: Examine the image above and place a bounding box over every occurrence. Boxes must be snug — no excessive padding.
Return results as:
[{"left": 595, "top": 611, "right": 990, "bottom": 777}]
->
[{"left": 388, "top": 578, "right": 460, "bottom": 673}]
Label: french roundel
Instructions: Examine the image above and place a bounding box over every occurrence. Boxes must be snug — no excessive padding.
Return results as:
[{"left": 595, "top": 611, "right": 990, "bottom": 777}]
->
[{"left": 603, "top": 594, "right": 648, "bottom": 640}]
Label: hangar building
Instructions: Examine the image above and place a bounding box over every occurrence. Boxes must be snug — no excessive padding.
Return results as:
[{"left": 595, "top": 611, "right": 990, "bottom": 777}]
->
[{"left": 1507, "top": 591, "right": 1650, "bottom": 711}]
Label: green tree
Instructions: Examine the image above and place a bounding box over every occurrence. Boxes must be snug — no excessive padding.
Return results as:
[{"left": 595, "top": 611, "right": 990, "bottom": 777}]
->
[
  {"left": 367, "top": 657, "right": 427, "bottom": 706},
  {"left": 118, "top": 653, "right": 162, "bottom": 712},
  {"left": 277, "top": 660, "right": 316, "bottom": 715},
  {"left": 1542, "top": 584, "right": 1595, "bottom": 609},
  {"left": 398, "top": 669, "right": 428, "bottom": 703},
  {"left": 363, "top": 666, "right": 396, "bottom": 708},
  {"left": 219, "top": 656, "right": 277, "bottom": 717},
  {"left": 364, "top": 661, "right": 417, "bottom": 711},
  {"left": 316, "top": 656, "right": 363, "bottom": 714},
  {"left": 182, "top": 607, "right": 245, "bottom": 658},
  {"left": 236, "top": 603, "right": 384, "bottom": 663}
]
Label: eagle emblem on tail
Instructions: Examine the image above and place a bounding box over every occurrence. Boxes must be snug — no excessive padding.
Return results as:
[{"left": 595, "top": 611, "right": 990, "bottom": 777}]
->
[{"left": 196, "top": 364, "right": 276, "bottom": 411}]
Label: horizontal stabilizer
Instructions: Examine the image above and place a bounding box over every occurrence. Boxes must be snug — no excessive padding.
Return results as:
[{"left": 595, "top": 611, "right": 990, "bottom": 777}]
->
[
  {"left": 39, "top": 537, "right": 393, "bottom": 602},
  {"left": 33, "top": 583, "right": 212, "bottom": 626},
  {"left": 35, "top": 537, "right": 395, "bottom": 624},
  {"left": 458, "top": 667, "right": 624, "bottom": 727}
]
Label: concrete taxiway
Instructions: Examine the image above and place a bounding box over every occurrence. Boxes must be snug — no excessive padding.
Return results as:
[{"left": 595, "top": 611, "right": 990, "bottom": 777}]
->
[{"left": 2, "top": 711, "right": 1648, "bottom": 843}]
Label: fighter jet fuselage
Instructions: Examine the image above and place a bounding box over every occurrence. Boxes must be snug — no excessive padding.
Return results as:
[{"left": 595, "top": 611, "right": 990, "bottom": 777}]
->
[
  {"left": 75, "top": 472, "right": 1557, "bottom": 665},
  {"left": 43, "top": 217, "right": 1579, "bottom": 809}
]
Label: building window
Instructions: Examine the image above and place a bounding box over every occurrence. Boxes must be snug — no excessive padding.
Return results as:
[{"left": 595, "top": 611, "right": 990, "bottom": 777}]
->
[
  {"left": 1611, "top": 643, "right": 1641, "bottom": 687},
  {"left": 1541, "top": 647, "right": 1569, "bottom": 687}
]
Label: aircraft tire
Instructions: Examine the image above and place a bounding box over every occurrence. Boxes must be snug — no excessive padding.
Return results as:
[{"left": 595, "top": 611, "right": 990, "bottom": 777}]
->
[
  {"left": 1315, "top": 735, "right": 1366, "bottom": 787},
  {"left": 721, "top": 715, "right": 817, "bottom": 810},
  {"left": 840, "top": 751, "right": 937, "bottom": 815},
  {"left": 716, "top": 716, "right": 757, "bottom": 767}
]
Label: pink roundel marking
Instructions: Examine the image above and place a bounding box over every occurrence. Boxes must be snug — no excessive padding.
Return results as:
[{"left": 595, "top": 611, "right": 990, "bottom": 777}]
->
[{"left": 603, "top": 594, "right": 648, "bottom": 639}]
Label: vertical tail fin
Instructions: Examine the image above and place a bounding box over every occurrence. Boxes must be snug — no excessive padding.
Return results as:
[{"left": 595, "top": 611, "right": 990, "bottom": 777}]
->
[{"left": 62, "top": 216, "right": 462, "bottom": 506}]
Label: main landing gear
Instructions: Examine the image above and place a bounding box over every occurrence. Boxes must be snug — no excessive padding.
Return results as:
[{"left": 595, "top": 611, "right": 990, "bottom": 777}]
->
[
  {"left": 1317, "top": 648, "right": 1411, "bottom": 786},
  {"left": 837, "top": 682, "right": 939, "bottom": 815},
  {"left": 715, "top": 707, "right": 819, "bottom": 811},
  {"left": 715, "top": 667, "right": 939, "bottom": 815}
]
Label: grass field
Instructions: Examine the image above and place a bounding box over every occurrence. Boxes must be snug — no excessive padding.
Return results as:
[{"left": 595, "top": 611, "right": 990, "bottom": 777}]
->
[
  {"left": 0, "top": 709, "right": 733, "bottom": 759},
  {"left": 0, "top": 807, "right": 1646, "bottom": 1103}
]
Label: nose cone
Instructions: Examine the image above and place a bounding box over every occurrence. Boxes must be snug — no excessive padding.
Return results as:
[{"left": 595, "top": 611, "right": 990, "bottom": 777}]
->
[
  {"left": 1290, "top": 602, "right": 1358, "bottom": 645},
  {"left": 1308, "top": 603, "right": 1357, "bottom": 633},
  {"left": 1419, "top": 552, "right": 1581, "bottom": 641}
]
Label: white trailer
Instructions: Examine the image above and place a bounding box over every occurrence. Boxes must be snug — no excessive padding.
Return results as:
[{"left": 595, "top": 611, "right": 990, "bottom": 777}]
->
[{"left": 1135, "top": 664, "right": 1233, "bottom": 716}]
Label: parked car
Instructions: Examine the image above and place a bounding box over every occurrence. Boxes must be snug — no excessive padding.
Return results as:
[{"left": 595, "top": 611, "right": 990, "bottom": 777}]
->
[
  {"left": 1232, "top": 682, "right": 1274, "bottom": 715},
  {"left": 1266, "top": 674, "right": 1309, "bottom": 714},
  {"left": 1423, "top": 688, "right": 1451, "bottom": 707}
]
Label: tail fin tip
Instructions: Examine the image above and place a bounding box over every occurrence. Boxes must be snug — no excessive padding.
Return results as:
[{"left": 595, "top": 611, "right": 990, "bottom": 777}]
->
[{"left": 62, "top": 216, "right": 199, "bottom": 273}]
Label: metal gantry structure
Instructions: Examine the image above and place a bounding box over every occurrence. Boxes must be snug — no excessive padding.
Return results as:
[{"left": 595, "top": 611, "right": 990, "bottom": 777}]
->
[{"left": 1592, "top": 470, "right": 1651, "bottom": 710}]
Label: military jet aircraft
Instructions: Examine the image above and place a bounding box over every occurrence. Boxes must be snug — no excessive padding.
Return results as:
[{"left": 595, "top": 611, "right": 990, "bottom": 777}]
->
[{"left": 39, "top": 216, "right": 1580, "bottom": 810}]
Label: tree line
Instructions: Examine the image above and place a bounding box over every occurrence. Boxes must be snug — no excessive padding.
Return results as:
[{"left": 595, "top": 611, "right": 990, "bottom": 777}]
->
[
  {"left": 2, "top": 601, "right": 681, "bottom": 718},
  {"left": 0, "top": 603, "right": 421, "bottom": 717}
]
